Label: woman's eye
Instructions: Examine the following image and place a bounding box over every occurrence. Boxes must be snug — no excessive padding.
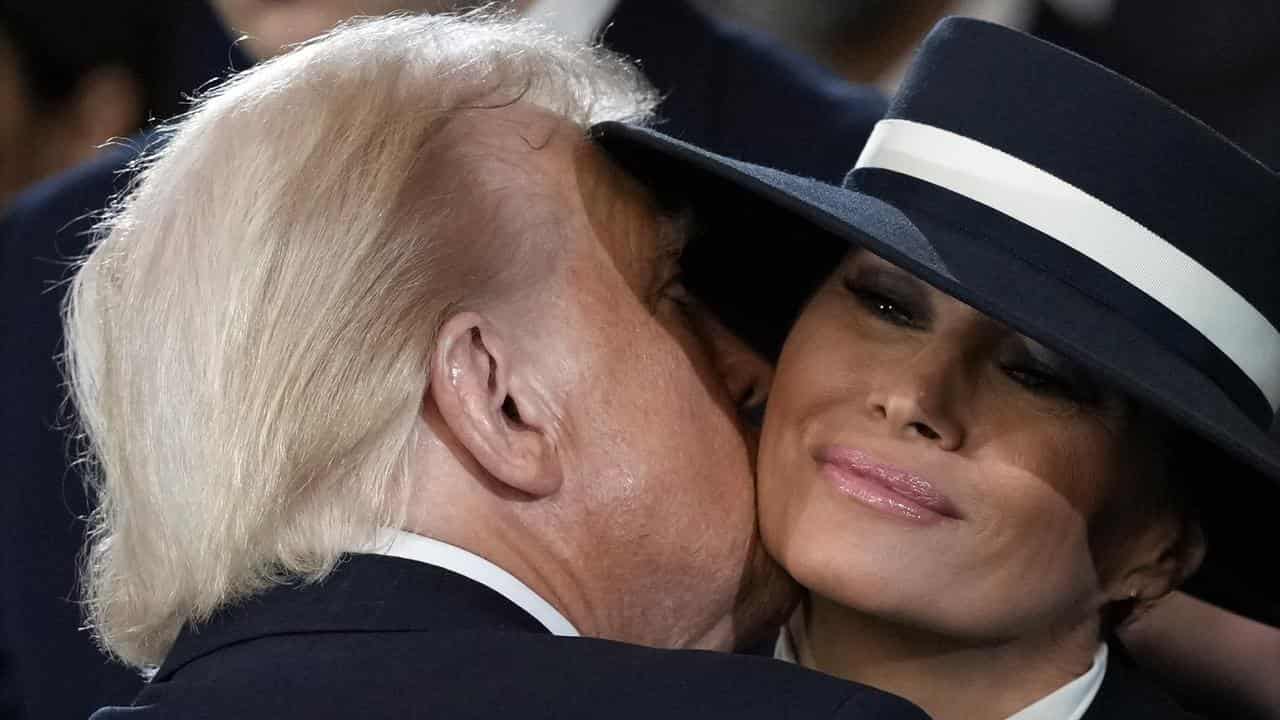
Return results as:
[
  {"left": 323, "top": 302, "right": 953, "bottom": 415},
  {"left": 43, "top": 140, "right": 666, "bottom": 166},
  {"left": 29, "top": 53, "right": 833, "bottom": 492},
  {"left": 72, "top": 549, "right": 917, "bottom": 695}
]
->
[
  {"left": 843, "top": 279, "right": 917, "bottom": 328},
  {"left": 1004, "top": 365, "right": 1064, "bottom": 393},
  {"left": 1002, "top": 362, "right": 1096, "bottom": 405}
]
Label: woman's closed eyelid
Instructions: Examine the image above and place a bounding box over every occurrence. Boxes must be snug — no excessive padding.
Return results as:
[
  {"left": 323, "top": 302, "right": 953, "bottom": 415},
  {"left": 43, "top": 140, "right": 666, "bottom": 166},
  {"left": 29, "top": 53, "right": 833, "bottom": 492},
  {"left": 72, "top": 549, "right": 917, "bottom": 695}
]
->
[{"left": 999, "top": 346, "right": 1102, "bottom": 406}]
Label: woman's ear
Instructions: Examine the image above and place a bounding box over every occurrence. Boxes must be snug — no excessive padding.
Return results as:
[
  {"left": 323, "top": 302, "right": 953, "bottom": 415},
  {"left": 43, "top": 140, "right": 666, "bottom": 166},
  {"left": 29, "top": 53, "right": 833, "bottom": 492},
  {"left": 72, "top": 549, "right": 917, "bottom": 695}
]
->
[
  {"left": 427, "top": 312, "right": 561, "bottom": 498},
  {"left": 1106, "top": 514, "right": 1206, "bottom": 625}
]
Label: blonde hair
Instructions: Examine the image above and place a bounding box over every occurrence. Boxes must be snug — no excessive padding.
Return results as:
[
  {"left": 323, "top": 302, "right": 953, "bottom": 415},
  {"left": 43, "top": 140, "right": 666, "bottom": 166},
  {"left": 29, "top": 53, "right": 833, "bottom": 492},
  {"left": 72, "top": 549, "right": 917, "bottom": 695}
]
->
[{"left": 65, "top": 10, "right": 656, "bottom": 670}]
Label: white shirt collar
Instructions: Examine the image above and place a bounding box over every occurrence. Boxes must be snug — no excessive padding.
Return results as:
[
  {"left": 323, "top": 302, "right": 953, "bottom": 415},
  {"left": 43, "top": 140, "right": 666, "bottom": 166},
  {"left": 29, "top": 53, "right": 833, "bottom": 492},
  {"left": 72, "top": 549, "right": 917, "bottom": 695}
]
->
[
  {"left": 524, "top": 0, "right": 620, "bottom": 43},
  {"left": 1007, "top": 644, "right": 1108, "bottom": 720},
  {"left": 773, "top": 622, "right": 799, "bottom": 663},
  {"left": 774, "top": 623, "right": 1108, "bottom": 720},
  {"left": 365, "top": 529, "right": 579, "bottom": 637}
]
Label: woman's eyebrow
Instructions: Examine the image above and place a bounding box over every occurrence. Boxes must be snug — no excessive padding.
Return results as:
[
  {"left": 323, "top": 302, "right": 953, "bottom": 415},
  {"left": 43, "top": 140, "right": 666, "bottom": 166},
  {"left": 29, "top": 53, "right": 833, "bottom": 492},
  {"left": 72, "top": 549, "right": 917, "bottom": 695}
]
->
[{"left": 851, "top": 262, "right": 928, "bottom": 298}]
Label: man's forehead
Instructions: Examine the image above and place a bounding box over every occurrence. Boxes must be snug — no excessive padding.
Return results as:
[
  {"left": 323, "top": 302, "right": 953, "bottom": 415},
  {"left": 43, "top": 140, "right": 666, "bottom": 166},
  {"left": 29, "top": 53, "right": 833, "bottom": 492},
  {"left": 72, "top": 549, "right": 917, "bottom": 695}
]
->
[
  {"left": 430, "top": 103, "right": 584, "bottom": 178},
  {"left": 421, "top": 103, "right": 585, "bottom": 221},
  {"left": 427, "top": 104, "right": 688, "bottom": 282},
  {"left": 574, "top": 138, "right": 693, "bottom": 279}
]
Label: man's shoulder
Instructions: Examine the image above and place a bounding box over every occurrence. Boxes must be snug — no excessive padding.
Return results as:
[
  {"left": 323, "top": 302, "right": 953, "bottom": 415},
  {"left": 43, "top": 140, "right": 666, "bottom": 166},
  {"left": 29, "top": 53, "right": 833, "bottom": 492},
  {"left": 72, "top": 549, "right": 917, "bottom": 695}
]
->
[
  {"left": 107, "top": 627, "right": 927, "bottom": 720},
  {"left": 97, "top": 557, "right": 927, "bottom": 719}
]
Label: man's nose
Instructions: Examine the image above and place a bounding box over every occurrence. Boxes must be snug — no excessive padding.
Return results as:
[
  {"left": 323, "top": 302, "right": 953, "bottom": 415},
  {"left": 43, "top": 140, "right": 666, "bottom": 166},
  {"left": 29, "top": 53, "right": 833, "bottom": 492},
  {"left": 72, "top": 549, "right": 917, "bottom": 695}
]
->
[
  {"left": 717, "top": 336, "right": 773, "bottom": 417},
  {"left": 684, "top": 299, "right": 774, "bottom": 423},
  {"left": 864, "top": 344, "right": 965, "bottom": 451},
  {"left": 711, "top": 329, "right": 774, "bottom": 429}
]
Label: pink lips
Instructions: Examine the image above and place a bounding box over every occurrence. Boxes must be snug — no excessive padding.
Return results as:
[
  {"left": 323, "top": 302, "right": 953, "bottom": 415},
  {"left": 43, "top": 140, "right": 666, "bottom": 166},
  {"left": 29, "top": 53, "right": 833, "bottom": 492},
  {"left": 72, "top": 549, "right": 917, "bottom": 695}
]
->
[{"left": 817, "top": 447, "right": 961, "bottom": 523}]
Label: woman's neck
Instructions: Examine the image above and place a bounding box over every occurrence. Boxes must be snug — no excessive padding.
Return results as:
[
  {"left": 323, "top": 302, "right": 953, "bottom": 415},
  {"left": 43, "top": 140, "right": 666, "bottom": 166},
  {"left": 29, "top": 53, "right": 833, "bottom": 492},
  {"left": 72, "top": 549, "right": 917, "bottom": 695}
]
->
[{"left": 799, "top": 594, "right": 1102, "bottom": 720}]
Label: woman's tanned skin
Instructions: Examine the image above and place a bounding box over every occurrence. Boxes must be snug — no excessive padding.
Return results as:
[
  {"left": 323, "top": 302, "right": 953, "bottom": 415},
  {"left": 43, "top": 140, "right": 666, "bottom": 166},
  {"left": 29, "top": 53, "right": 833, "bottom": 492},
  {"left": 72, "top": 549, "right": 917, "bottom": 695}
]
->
[{"left": 757, "top": 250, "right": 1202, "bottom": 720}]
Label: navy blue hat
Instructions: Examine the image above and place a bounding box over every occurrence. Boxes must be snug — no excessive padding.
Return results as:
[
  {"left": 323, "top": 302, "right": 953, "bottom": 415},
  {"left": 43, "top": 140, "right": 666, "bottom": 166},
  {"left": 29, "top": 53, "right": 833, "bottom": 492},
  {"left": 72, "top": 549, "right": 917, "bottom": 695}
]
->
[{"left": 593, "top": 17, "right": 1280, "bottom": 626}]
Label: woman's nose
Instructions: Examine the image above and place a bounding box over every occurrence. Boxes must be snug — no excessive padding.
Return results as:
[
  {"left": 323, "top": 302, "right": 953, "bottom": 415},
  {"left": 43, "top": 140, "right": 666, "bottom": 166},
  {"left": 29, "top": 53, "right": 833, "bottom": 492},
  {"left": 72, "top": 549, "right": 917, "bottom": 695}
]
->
[{"left": 864, "top": 347, "right": 965, "bottom": 451}]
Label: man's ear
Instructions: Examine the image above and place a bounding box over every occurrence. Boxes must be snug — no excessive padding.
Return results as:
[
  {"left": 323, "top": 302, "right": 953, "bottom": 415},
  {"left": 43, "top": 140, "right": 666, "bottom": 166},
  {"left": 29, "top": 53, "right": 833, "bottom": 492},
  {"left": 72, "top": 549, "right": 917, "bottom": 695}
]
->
[{"left": 428, "top": 312, "right": 561, "bottom": 498}]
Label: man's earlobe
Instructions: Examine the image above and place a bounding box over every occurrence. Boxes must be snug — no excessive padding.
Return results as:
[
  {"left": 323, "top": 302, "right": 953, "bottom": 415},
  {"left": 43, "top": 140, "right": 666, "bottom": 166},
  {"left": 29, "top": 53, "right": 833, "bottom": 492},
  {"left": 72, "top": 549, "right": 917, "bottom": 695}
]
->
[{"left": 428, "top": 312, "right": 562, "bottom": 498}]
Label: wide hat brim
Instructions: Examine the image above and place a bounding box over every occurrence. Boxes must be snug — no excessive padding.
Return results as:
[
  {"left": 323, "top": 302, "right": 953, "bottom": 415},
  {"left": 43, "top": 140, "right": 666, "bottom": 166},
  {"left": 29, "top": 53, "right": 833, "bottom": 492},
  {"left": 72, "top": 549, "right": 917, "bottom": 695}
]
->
[{"left": 595, "top": 121, "right": 1280, "bottom": 627}]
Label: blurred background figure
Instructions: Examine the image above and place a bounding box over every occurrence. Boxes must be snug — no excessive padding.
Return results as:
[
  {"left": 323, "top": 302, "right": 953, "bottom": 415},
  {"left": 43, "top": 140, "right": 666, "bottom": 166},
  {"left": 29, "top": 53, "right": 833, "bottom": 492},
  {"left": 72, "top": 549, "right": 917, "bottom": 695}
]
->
[
  {"left": 0, "top": 1, "right": 235, "bottom": 205},
  {"left": 691, "top": 0, "right": 1116, "bottom": 91},
  {"left": 1036, "top": 0, "right": 1280, "bottom": 172},
  {"left": 0, "top": 1, "right": 474, "bottom": 208},
  {"left": 210, "top": 1, "right": 485, "bottom": 58},
  {"left": 1, "top": 3, "right": 243, "bottom": 717},
  {"left": 696, "top": 0, "right": 1280, "bottom": 170}
]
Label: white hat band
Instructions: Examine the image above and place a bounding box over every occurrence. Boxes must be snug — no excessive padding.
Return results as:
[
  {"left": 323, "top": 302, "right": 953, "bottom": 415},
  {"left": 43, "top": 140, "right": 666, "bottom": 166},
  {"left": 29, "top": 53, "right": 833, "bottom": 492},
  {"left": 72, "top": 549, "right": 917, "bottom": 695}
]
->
[{"left": 855, "top": 118, "right": 1280, "bottom": 412}]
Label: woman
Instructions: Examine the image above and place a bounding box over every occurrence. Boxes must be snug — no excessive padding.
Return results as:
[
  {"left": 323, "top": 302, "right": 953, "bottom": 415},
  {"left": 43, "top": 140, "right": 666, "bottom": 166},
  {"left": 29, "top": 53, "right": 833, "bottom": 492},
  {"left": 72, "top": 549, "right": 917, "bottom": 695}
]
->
[
  {"left": 596, "top": 16, "right": 1280, "bottom": 720},
  {"left": 759, "top": 248, "right": 1206, "bottom": 718}
]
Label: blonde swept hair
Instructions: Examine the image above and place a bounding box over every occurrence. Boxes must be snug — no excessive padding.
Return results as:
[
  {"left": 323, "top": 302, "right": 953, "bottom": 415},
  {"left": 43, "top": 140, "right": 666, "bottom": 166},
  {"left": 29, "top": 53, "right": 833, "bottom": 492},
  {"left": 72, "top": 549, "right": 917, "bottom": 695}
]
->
[{"left": 64, "top": 10, "right": 657, "bottom": 671}]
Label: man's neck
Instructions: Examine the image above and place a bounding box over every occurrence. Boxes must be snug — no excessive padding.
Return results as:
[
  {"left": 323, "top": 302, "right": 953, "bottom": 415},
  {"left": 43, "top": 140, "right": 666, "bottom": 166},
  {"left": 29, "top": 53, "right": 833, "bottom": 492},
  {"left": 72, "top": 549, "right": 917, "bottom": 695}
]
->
[
  {"left": 403, "top": 506, "right": 594, "bottom": 634},
  {"left": 801, "top": 594, "right": 1101, "bottom": 720},
  {"left": 406, "top": 422, "right": 744, "bottom": 651},
  {"left": 403, "top": 466, "right": 742, "bottom": 650},
  {"left": 369, "top": 529, "right": 579, "bottom": 636}
]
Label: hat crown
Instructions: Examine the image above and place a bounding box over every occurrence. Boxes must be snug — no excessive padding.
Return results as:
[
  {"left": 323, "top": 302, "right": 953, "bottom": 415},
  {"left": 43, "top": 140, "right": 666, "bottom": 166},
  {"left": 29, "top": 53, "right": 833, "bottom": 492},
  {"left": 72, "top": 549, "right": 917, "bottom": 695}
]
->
[
  {"left": 847, "top": 17, "right": 1280, "bottom": 426},
  {"left": 855, "top": 17, "right": 1280, "bottom": 316}
]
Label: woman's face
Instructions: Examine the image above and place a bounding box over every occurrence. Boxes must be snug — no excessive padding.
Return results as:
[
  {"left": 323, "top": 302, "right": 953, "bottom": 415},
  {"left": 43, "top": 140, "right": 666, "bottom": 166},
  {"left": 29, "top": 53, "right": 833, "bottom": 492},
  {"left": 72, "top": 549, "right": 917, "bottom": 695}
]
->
[{"left": 759, "top": 249, "right": 1178, "bottom": 642}]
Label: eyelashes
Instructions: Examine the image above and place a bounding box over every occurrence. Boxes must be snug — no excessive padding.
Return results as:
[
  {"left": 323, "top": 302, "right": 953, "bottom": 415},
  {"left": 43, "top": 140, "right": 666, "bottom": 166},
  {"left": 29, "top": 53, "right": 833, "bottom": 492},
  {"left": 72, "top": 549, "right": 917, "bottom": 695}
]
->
[
  {"left": 839, "top": 272, "right": 1101, "bottom": 405},
  {"left": 1002, "top": 354, "right": 1102, "bottom": 405},
  {"left": 841, "top": 276, "right": 927, "bottom": 329},
  {"left": 999, "top": 360, "right": 1093, "bottom": 403}
]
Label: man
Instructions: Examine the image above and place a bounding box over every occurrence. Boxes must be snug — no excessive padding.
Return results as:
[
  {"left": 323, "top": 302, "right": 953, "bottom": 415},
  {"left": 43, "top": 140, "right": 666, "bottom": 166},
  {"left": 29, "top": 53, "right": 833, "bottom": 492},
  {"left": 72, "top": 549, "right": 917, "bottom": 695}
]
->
[
  {"left": 69, "top": 13, "right": 925, "bottom": 719},
  {"left": 0, "top": 3, "right": 886, "bottom": 717}
]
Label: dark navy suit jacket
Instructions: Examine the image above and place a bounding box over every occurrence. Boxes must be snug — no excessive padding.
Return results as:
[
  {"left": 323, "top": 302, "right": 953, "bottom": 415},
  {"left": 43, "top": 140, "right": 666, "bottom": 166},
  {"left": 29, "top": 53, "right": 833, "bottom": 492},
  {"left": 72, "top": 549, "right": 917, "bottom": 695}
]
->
[
  {"left": 1080, "top": 644, "right": 1204, "bottom": 719},
  {"left": 0, "top": 2, "right": 885, "bottom": 718},
  {"left": 88, "top": 555, "right": 928, "bottom": 719}
]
